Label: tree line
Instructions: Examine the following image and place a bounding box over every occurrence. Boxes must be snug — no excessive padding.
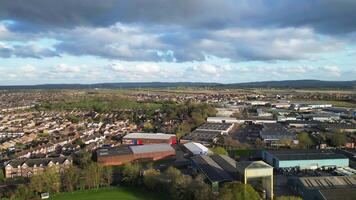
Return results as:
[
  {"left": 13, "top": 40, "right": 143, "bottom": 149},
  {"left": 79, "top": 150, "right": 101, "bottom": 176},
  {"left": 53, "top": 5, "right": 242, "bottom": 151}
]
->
[{"left": 4, "top": 163, "right": 113, "bottom": 200}]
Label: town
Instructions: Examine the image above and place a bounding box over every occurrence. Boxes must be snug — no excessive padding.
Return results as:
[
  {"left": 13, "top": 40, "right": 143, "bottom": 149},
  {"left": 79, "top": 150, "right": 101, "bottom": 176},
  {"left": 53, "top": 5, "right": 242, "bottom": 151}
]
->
[{"left": 0, "top": 88, "right": 355, "bottom": 200}]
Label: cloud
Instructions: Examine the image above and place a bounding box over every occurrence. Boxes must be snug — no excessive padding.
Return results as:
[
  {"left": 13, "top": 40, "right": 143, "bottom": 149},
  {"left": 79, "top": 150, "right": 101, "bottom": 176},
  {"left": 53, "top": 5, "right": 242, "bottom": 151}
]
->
[
  {"left": 160, "top": 27, "right": 344, "bottom": 62},
  {"left": 109, "top": 62, "right": 165, "bottom": 80},
  {"left": 1, "top": 0, "right": 356, "bottom": 35},
  {"left": 52, "top": 64, "right": 82, "bottom": 73},
  {"left": 320, "top": 66, "right": 342, "bottom": 77},
  {"left": 55, "top": 23, "right": 165, "bottom": 61},
  {"left": 0, "top": 42, "right": 59, "bottom": 58}
]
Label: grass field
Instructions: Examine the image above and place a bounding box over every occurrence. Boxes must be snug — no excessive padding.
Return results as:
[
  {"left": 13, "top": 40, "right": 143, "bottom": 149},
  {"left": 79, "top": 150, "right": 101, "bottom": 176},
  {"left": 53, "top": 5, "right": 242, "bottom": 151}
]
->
[{"left": 50, "top": 188, "right": 166, "bottom": 200}]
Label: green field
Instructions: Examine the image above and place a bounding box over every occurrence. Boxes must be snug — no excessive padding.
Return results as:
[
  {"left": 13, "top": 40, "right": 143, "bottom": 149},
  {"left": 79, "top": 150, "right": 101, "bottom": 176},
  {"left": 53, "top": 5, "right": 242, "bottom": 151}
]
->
[{"left": 50, "top": 188, "right": 166, "bottom": 200}]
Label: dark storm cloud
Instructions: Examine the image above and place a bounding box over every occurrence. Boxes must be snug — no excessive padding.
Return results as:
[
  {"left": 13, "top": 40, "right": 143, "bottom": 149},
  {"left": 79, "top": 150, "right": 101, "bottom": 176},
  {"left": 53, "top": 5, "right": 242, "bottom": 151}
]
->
[
  {"left": 0, "top": 0, "right": 355, "bottom": 62},
  {"left": 1, "top": 0, "right": 356, "bottom": 34}
]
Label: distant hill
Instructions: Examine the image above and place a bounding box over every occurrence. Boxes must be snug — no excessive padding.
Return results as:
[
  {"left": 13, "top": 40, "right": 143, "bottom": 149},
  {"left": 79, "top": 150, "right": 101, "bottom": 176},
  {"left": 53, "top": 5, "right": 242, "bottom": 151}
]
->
[
  {"left": 224, "top": 80, "right": 356, "bottom": 89},
  {"left": 0, "top": 80, "right": 355, "bottom": 90},
  {"left": 0, "top": 82, "right": 221, "bottom": 90}
]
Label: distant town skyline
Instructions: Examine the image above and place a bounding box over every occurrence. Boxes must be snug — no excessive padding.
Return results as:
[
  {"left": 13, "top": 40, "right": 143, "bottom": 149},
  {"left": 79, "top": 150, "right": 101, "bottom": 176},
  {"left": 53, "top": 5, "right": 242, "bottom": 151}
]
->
[{"left": 1, "top": 0, "right": 356, "bottom": 85}]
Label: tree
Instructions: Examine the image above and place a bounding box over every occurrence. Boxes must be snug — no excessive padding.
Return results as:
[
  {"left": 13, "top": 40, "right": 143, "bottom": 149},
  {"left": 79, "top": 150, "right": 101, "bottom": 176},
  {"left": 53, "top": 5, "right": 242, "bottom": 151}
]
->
[
  {"left": 165, "top": 167, "right": 182, "bottom": 184},
  {"left": 30, "top": 167, "right": 61, "bottom": 194},
  {"left": 15, "top": 184, "right": 34, "bottom": 200},
  {"left": 219, "top": 182, "right": 260, "bottom": 200},
  {"left": 187, "top": 175, "right": 214, "bottom": 200},
  {"left": 74, "top": 151, "right": 93, "bottom": 169},
  {"left": 191, "top": 112, "right": 205, "bottom": 127},
  {"left": 276, "top": 196, "right": 302, "bottom": 200},
  {"left": 0, "top": 170, "right": 4, "bottom": 183},
  {"left": 143, "top": 121, "right": 154, "bottom": 132},
  {"left": 83, "top": 163, "right": 102, "bottom": 189},
  {"left": 211, "top": 146, "right": 228, "bottom": 155},
  {"left": 101, "top": 166, "right": 113, "bottom": 187},
  {"left": 44, "top": 167, "right": 61, "bottom": 193},
  {"left": 176, "top": 122, "right": 191, "bottom": 139},
  {"left": 62, "top": 166, "right": 80, "bottom": 192},
  {"left": 143, "top": 168, "right": 160, "bottom": 190},
  {"left": 122, "top": 163, "right": 141, "bottom": 186},
  {"left": 30, "top": 174, "right": 45, "bottom": 193},
  {"left": 331, "top": 132, "right": 346, "bottom": 147},
  {"left": 297, "top": 132, "right": 313, "bottom": 149},
  {"left": 164, "top": 167, "right": 191, "bottom": 200}
]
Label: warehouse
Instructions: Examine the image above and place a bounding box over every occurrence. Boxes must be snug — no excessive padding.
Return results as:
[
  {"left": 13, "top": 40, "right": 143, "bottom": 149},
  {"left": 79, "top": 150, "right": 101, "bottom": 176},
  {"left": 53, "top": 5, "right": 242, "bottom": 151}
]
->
[
  {"left": 262, "top": 149, "right": 349, "bottom": 169},
  {"left": 289, "top": 176, "right": 356, "bottom": 200},
  {"left": 183, "top": 142, "right": 209, "bottom": 155},
  {"left": 97, "top": 144, "right": 176, "bottom": 166},
  {"left": 191, "top": 154, "right": 237, "bottom": 192},
  {"left": 122, "top": 133, "right": 177, "bottom": 145},
  {"left": 260, "top": 123, "right": 297, "bottom": 146},
  {"left": 181, "top": 122, "right": 234, "bottom": 145}
]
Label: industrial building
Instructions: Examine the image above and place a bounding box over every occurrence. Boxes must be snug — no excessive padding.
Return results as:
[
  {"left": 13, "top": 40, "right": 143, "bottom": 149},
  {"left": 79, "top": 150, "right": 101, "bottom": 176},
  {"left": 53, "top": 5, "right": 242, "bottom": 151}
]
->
[
  {"left": 260, "top": 123, "right": 297, "bottom": 146},
  {"left": 122, "top": 133, "right": 177, "bottom": 145},
  {"left": 183, "top": 142, "right": 209, "bottom": 155},
  {"left": 191, "top": 154, "right": 274, "bottom": 199},
  {"left": 181, "top": 122, "right": 234, "bottom": 145},
  {"left": 191, "top": 154, "right": 237, "bottom": 193},
  {"left": 263, "top": 149, "right": 349, "bottom": 169},
  {"left": 97, "top": 144, "right": 176, "bottom": 166},
  {"left": 289, "top": 176, "right": 356, "bottom": 200}
]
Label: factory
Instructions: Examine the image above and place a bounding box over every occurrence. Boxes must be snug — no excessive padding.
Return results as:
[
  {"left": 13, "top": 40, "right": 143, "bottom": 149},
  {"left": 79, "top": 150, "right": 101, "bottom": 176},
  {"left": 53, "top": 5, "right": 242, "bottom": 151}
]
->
[
  {"left": 259, "top": 123, "right": 298, "bottom": 146},
  {"left": 183, "top": 142, "right": 209, "bottom": 155},
  {"left": 262, "top": 149, "right": 349, "bottom": 169},
  {"left": 122, "top": 133, "right": 177, "bottom": 145},
  {"left": 289, "top": 176, "right": 356, "bottom": 200},
  {"left": 96, "top": 143, "right": 176, "bottom": 166},
  {"left": 181, "top": 122, "right": 234, "bottom": 145},
  {"left": 191, "top": 154, "right": 274, "bottom": 199}
]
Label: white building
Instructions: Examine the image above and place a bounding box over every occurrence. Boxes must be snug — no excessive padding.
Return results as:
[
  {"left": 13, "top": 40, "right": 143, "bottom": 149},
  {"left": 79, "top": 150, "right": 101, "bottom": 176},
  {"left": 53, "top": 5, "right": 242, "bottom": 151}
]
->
[{"left": 183, "top": 142, "right": 209, "bottom": 155}]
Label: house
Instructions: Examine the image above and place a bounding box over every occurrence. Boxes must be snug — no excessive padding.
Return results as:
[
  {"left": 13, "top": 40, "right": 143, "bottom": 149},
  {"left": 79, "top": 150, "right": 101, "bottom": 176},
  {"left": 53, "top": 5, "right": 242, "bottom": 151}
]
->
[{"left": 4, "top": 157, "right": 72, "bottom": 178}]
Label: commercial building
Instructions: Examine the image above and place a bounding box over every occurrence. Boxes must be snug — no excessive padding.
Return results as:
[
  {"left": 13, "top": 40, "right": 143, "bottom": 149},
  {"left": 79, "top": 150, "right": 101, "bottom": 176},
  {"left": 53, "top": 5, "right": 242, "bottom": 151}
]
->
[
  {"left": 207, "top": 117, "right": 238, "bottom": 123},
  {"left": 289, "top": 176, "right": 356, "bottom": 200},
  {"left": 191, "top": 154, "right": 237, "bottom": 193},
  {"left": 181, "top": 123, "right": 234, "bottom": 145},
  {"left": 97, "top": 143, "right": 176, "bottom": 166},
  {"left": 4, "top": 156, "right": 72, "bottom": 178},
  {"left": 122, "top": 133, "right": 177, "bottom": 145},
  {"left": 183, "top": 142, "right": 209, "bottom": 155},
  {"left": 263, "top": 149, "right": 349, "bottom": 169},
  {"left": 260, "top": 123, "right": 297, "bottom": 146},
  {"left": 207, "top": 117, "right": 277, "bottom": 124}
]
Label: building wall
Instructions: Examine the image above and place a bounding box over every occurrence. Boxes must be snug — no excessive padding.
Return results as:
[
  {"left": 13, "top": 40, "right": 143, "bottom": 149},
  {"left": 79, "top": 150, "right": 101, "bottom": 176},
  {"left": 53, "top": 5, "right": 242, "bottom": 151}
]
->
[
  {"left": 5, "top": 161, "right": 72, "bottom": 178},
  {"left": 98, "top": 150, "right": 176, "bottom": 166},
  {"left": 122, "top": 137, "right": 176, "bottom": 145},
  {"left": 278, "top": 159, "right": 349, "bottom": 169},
  {"left": 263, "top": 151, "right": 349, "bottom": 169}
]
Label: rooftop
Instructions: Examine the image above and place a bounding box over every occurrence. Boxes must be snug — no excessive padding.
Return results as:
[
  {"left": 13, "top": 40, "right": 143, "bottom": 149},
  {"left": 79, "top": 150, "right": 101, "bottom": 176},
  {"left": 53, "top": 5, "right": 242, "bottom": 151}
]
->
[
  {"left": 97, "top": 147, "right": 133, "bottom": 157},
  {"left": 266, "top": 149, "right": 347, "bottom": 161},
  {"left": 299, "top": 176, "right": 356, "bottom": 190},
  {"left": 130, "top": 143, "right": 175, "bottom": 154},
  {"left": 123, "top": 133, "right": 176, "bottom": 140},
  {"left": 191, "top": 155, "right": 234, "bottom": 183},
  {"left": 319, "top": 188, "right": 356, "bottom": 200},
  {"left": 196, "top": 123, "right": 233, "bottom": 131}
]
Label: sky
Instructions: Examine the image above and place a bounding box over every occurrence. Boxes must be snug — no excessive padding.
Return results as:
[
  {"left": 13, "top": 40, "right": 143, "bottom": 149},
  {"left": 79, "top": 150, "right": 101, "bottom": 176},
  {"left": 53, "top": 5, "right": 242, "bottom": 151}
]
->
[{"left": 0, "top": 0, "right": 356, "bottom": 85}]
